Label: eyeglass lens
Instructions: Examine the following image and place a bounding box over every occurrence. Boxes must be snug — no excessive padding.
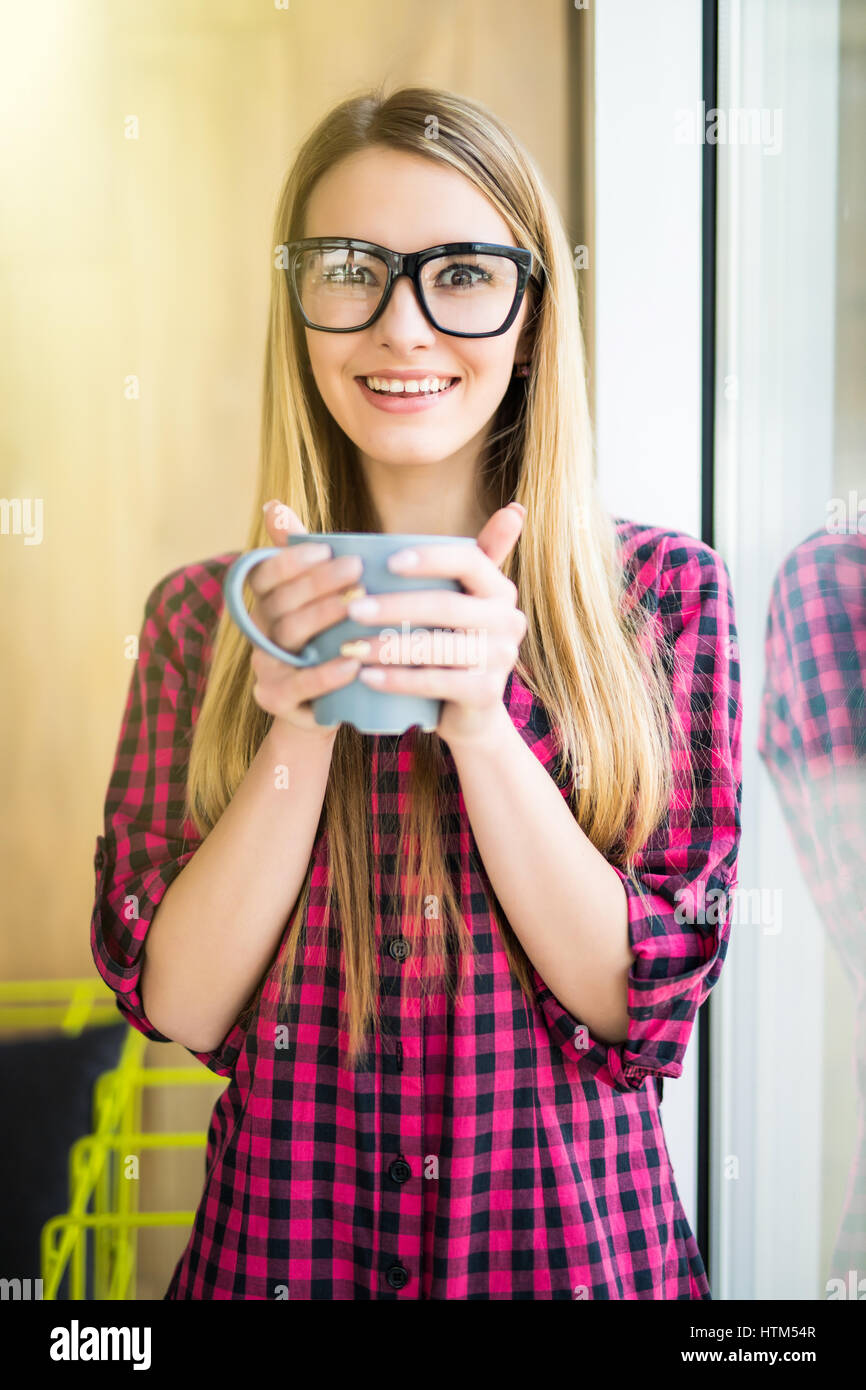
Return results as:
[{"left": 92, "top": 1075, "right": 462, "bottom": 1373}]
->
[{"left": 294, "top": 247, "right": 520, "bottom": 333}]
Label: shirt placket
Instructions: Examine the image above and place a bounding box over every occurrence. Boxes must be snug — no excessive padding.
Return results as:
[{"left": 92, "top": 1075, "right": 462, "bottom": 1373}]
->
[{"left": 372, "top": 733, "right": 425, "bottom": 1297}]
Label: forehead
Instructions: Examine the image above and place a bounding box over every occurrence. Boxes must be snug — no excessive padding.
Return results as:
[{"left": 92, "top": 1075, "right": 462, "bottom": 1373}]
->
[{"left": 301, "top": 146, "right": 514, "bottom": 251}]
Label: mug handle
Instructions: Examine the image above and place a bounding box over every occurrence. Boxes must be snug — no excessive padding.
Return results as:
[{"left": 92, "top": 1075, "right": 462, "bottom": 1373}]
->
[{"left": 223, "top": 547, "right": 323, "bottom": 667}]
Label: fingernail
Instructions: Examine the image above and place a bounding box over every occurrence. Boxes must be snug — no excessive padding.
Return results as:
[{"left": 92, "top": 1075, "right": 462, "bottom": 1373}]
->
[
  {"left": 347, "top": 597, "right": 379, "bottom": 619},
  {"left": 340, "top": 640, "right": 372, "bottom": 658},
  {"left": 358, "top": 667, "right": 386, "bottom": 684},
  {"left": 508, "top": 502, "right": 526, "bottom": 517},
  {"left": 341, "top": 585, "right": 367, "bottom": 602},
  {"left": 388, "top": 549, "right": 418, "bottom": 570},
  {"left": 262, "top": 498, "right": 279, "bottom": 512}
]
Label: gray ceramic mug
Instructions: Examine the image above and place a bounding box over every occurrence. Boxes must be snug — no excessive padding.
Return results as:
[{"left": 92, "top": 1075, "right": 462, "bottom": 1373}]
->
[{"left": 224, "top": 532, "right": 478, "bottom": 734}]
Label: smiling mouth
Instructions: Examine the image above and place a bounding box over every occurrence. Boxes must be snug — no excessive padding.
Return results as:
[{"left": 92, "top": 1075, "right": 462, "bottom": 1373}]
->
[
  {"left": 354, "top": 376, "right": 462, "bottom": 412},
  {"left": 355, "top": 376, "right": 460, "bottom": 396}
]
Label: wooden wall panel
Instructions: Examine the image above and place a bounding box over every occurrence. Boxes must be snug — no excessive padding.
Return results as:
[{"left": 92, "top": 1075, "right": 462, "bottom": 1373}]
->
[{"left": 0, "top": 0, "right": 577, "bottom": 1297}]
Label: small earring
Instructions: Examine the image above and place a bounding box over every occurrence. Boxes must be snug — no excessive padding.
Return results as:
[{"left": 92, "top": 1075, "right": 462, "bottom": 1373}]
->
[{"left": 513, "top": 361, "right": 531, "bottom": 378}]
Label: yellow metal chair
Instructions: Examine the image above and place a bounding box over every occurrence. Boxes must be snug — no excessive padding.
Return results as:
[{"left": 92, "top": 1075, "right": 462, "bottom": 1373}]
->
[{"left": 0, "top": 979, "right": 221, "bottom": 1300}]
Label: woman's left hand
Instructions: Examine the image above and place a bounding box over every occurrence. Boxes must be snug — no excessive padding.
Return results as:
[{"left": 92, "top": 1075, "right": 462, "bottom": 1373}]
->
[{"left": 342, "top": 502, "right": 527, "bottom": 748}]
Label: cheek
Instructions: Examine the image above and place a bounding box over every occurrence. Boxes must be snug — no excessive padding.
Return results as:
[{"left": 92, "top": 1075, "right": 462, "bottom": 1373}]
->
[
  {"left": 304, "top": 324, "right": 343, "bottom": 366},
  {"left": 305, "top": 334, "right": 331, "bottom": 380},
  {"left": 461, "top": 353, "right": 516, "bottom": 410},
  {"left": 462, "top": 340, "right": 518, "bottom": 388},
  {"left": 305, "top": 344, "right": 352, "bottom": 413}
]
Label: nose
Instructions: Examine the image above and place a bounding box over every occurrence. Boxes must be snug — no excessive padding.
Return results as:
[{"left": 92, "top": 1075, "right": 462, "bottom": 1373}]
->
[{"left": 374, "top": 273, "right": 437, "bottom": 341}]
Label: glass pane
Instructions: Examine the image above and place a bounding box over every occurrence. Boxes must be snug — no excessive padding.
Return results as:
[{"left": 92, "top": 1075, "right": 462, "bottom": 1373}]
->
[
  {"left": 420, "top": 253, "right": 518, "bottom": 333},
  {"left": 296, "top": 246, "right": 388, "bottom": 327},
  {"left": 712, "top": 0, "right": 865, "bottom": 1300}
]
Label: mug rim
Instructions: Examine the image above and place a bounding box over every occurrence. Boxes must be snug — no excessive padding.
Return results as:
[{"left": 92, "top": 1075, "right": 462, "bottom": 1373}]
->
[{"left": 284, "top": 532, "right": 478, "bottom": 544}]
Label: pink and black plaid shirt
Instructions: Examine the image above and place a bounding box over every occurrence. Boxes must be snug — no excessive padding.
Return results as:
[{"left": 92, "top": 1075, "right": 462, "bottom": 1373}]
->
[
  {"left": 91, "top": 517, "right": 742, "bottom": 1300},
  {"left": 758, "top": 528, "right": 866, "bottom": 1283}
]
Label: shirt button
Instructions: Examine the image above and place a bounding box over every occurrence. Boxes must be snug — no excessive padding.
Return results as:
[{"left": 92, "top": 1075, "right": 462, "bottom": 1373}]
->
[
  {"left": 388, "top": 1157, "right": 411, "bottom": 1184},
  {"left": 385, "top": 1264, "right": 409, "bottom": 1290},
  {"left": 388, "top": 936, "right": 410, "bottom": 961}
]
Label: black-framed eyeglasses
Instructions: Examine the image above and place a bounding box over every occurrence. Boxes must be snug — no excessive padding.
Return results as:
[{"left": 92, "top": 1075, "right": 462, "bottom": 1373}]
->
[{"left": 281, "top": 237, "right": 542, "bottom": 338}]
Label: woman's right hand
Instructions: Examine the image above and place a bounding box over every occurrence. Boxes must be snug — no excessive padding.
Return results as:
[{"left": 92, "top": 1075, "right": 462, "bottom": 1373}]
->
[{"left": 245, "top": 501, "right": 365, "bottom": 738}]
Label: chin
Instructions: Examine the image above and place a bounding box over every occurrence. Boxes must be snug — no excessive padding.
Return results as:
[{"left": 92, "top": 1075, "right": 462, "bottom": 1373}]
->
[{"left": 361, "top": 437, "right": 463, "bottom": 466}]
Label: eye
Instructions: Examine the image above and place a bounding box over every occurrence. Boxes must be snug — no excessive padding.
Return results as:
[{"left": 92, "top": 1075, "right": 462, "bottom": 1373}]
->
[
  {"left": 322, "top": 263, "right": 375, "bottom": 286},
  {"left": 434, "top": 262, "right": 493, "bottom": 289},
  {"left": 317, "top": 249, "right": 384, "bottom": 288}
]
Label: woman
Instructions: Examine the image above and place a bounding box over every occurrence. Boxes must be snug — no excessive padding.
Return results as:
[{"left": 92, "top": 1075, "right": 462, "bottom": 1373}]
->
[{"left": 91, "top": 84, "right": 742, "bottom": 1299}]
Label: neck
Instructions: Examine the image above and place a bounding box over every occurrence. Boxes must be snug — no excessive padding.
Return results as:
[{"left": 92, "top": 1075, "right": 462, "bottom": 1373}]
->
[{"left": 358, "top": 447, "right": 496, "bottom": 538}]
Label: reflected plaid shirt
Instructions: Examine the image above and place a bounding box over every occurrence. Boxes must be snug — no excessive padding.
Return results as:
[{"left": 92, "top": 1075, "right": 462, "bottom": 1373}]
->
[
  {"left": 91, "top": 517, "right": 742, "bottom": 1299},
  {"left": 758, "top": 528, "right": 866, "bottom": 1283}
]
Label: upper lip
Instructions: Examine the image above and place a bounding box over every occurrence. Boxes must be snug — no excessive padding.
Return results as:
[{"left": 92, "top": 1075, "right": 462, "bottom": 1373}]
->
[{"left": 356, "top": 370, "right": 459, "bottom": 380}]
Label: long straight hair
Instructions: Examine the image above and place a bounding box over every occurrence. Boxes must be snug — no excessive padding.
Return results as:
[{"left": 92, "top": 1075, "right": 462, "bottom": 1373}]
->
[{"left": 185, "top": 84, "right": 697, "bottom": 1068}]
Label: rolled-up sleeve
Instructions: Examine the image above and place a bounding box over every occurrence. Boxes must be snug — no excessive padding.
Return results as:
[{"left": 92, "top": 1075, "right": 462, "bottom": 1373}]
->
[
  {"left": 90, "top": 568, "right": 248, "bottom": 1078},
  {"left": 533, "top": 540, "right": 742, "bottom": 1094}
]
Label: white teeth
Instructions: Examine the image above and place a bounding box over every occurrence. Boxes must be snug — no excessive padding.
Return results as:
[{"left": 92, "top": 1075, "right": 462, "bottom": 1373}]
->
[{"left": 363, "top": 376, "right": 455, "bottom": 395}]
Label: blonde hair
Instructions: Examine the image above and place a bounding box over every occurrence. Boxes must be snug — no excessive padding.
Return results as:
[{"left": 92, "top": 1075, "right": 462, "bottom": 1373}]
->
[{"left": 185, "top": 83, "right": 696, "bottom": 1067}]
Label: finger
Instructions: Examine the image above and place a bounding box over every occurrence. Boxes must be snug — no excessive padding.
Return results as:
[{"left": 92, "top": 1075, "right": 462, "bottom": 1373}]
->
[
  {"left": 262, "top": 499, "right": 307, "bottom": 547},
  {"left": 341, "top": 630, "right": 519, "bottom": 672},
  {"left": 474, "top": 502, "right": 525, "bottom": 571},
  {"left": 258, "top": 552, "right": 364, "bottom": 625},
  {"left": 346, "top": 588, "right": 526, "bottom": 639},
  {"left": 251, "top": 502, "right": 325, "bottom": 597},
  {"left": 247, "top": 537, "right": 336, "bottom": 599},
  {"left": 358, "top": 663, "right": 505, "bottom": 707},
  {"left": 252, "top": 649, "right": 360, "bottom": 702},
  {"left": 269, "top": 581, "right": 370, "bottom": 652},
  {"left": 384, "top": 524, "right": 522, "bottom": 602}
]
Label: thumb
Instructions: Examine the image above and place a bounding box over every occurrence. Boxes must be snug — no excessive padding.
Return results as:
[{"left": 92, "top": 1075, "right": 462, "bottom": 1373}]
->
[
  {"left": 475, "top": 502, "right": 525, "bottom": 569},
  {"left": 262, "top": 499, "right": 307, "bottom": 546}
]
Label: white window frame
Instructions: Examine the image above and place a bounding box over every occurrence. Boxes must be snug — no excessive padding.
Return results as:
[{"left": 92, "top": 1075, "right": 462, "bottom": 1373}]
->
[
  {"left": 711, "top": 0, "right": 841, "bottom": 1299},
  {"left": 594, "top": 0, "right": 705, "bottom": 1235}
]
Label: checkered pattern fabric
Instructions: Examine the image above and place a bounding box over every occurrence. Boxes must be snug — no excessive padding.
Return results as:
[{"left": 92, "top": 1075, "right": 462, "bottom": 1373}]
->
[
  {"left": 758, "top": 528, "right": 866, "bottom": 1286},
  {"left": 91, "top": 518, "right": 742, "bottom": 1298}
]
